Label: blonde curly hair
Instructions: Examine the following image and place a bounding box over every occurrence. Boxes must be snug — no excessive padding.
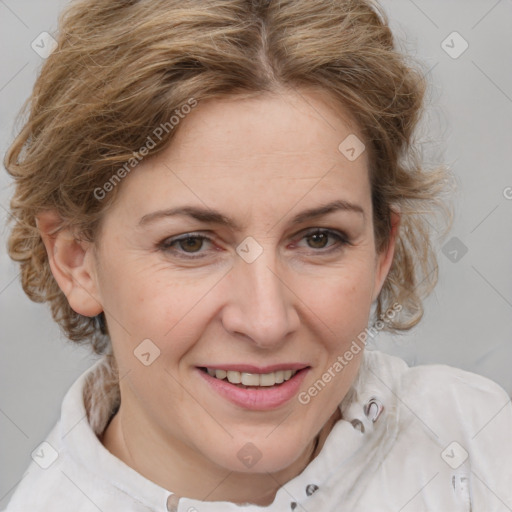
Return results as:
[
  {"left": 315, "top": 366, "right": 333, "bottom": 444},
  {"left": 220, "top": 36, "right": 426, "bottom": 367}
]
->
[{"left": 4, "top": 0, "right": 451, "bottom": 355}]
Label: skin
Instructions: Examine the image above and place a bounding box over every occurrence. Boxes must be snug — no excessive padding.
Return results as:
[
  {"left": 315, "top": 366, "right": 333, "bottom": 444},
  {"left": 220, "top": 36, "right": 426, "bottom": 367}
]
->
[{"left": 37, "top": 88, "right": 398, "bottom": 505}]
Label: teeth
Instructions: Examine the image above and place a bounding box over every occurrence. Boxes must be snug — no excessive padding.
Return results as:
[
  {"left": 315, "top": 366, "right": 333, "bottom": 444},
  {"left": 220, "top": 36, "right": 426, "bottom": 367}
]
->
[
  {"left": 206, "top": 368, "right": 298, "bottom": 386},
  {"left": 259, "top": 373, "right": 275, "bottom": 387},
  {"left": 215, "top": 369, "right": 227, "bottom": 380},
  {"left": 227, "top": 370, "right": 241, "bottom": 384},
  {"left": 241, "top": 373, "right": 260, "bottom": 386}
]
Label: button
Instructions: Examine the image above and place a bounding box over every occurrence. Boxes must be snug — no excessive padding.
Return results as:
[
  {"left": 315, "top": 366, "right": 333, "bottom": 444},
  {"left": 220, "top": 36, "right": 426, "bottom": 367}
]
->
[
  {"left": 166, "top": 494, "right": 180, "bottom": 512},
  {"left": 364, "top": 396, "right": 383, "bottom": 423},
  {"left": 350, "top": 419, "right": 365, "bottom": 433},
  {"left": 305, "top": 484, "right": 319, "bottom": 496},
  {"left": 290, "top": 502, "right": 297, "bottom": 510}
]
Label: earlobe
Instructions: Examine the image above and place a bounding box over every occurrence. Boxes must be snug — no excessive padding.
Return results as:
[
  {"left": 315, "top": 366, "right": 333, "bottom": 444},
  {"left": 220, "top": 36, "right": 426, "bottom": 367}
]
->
[
  {"left": 36, "top": 209, "right": 103, "bottom": 317},
  {"left": 372, "top": 210, "right": 401, "bottom": 303}
]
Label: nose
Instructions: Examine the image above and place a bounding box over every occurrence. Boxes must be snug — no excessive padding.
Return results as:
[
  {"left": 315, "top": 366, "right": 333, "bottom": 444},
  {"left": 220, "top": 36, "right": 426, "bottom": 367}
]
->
[{"left": 220, "top": 248, "right": 300, "bottom": 349}]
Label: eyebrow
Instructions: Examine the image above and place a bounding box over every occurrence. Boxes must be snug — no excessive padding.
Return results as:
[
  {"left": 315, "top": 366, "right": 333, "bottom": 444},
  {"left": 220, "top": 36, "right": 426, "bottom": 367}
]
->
[{"left": 138, "top": 199, "right": 365, "bottom": 230}]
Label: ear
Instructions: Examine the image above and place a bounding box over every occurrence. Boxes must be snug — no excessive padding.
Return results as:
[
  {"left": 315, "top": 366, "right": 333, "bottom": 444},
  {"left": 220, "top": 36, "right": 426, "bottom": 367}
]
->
[
  {"left": 371, "top": 209, "right": 400, "bottom": 302},
  {"left": 36, "top": 209, "right": 103, "bottom": 317}
]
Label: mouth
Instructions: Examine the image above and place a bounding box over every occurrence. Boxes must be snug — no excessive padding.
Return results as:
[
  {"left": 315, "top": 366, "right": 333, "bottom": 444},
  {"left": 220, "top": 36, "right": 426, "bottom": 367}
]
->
[
  {"left": 197, "top": 364, "right": 310, "bottom": 410},
  {"left": 199, "top": 367, "right": 300, "bottom": 388}
]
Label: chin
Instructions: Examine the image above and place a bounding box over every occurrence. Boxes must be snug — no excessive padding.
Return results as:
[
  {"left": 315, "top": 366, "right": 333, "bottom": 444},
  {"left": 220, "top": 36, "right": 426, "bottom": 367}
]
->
[{"left": 204, "top": 435, "right": 310, "bottom": 475}]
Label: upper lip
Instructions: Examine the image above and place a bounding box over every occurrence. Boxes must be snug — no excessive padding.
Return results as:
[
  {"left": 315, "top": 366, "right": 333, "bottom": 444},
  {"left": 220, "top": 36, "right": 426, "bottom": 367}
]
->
[{"left": 198, "top": 363, "right": 309, "bottom": 374}]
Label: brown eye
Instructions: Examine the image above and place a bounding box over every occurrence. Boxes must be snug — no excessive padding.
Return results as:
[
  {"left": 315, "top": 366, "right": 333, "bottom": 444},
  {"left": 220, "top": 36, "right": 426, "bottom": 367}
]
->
[
  {"left": 178, "top": 237, "right": 204, "bottom": 253},
  {"left": 306, "top": 231, "right": 330, "bottom": 249},
  {"left": 297, "top": 228, "right": 350, "bottom": 253},
  {"left": 159, "top": 233, "right": 213, "bottom": 259}
]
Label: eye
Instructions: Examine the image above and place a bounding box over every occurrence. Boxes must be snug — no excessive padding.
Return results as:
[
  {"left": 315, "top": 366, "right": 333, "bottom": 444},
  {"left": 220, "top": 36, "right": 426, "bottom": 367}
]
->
[
  {"left": 158, "top": 228, "right": 350, "bottom": 260},
  {"left": 159, "top": 233, "right": 213, "bottom": 259},
  {"left": 295, "top": 228, "right": 350, "bottom": 253}
]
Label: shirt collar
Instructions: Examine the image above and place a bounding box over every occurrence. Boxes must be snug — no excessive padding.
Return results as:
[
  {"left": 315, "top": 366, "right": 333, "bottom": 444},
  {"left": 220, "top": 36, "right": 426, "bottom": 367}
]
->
[{"left": 60, "top": 356, "right": 171, "bottom": 509}]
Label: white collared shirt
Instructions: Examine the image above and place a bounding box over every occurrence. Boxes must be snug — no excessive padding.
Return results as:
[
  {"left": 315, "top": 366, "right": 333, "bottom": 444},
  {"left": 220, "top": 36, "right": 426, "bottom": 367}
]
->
[{"left": 4, "top": 348, "right": 512, "bottom": 511}]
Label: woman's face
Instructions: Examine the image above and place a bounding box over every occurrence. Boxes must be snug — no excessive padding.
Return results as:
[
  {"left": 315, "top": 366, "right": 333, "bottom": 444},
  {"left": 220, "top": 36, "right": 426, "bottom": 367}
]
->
[{"left": 89, "top": 89, "right": 395, "bottom": 475}]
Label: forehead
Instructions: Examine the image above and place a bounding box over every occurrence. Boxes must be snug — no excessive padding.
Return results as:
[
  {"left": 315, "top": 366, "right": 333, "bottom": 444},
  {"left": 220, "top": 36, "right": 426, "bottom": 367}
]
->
[
  {"left": 168, "top": 89, "right": 366, "bottom": 173},
  {"left": 107, "top": 89, "right": 371, "bottom": 227}
]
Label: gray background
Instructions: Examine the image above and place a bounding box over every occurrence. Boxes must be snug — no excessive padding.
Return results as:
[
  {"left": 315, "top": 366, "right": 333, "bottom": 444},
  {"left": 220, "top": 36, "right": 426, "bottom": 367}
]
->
[{"left": 1, "top": 0, "right": 511, "bottom": 506}]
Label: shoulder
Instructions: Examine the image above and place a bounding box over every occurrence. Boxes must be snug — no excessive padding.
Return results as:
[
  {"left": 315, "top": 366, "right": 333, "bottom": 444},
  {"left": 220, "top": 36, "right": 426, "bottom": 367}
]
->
[
  {"left": 365, "top": 349, "right": 512, "bottom": 438},
  {"left": 3, "top": 358, "right": 121, "bottom": 512},
  {"left": 365, "top": 348, "right": 511, "bottom": 408},
  {"left": 3, "top": 425, "right": 100, "bottom": 512},
  {"left": 401, "top": 354, "right": 511, "bottom": 415},
  {"left": 363, "top": 350, "right": 512, "bottom": 509}
]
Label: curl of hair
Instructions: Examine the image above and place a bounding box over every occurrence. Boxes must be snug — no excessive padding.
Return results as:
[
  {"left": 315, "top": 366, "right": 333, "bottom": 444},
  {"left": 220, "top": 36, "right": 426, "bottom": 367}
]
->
[{"left": 4, "top": 0, "right": 452, "bottom": 354}]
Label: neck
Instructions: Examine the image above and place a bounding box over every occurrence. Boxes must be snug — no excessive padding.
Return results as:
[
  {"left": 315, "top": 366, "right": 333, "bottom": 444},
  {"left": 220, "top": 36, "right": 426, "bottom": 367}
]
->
[{"left": 100, "top": 406, "right": 341, "bottom": 506}]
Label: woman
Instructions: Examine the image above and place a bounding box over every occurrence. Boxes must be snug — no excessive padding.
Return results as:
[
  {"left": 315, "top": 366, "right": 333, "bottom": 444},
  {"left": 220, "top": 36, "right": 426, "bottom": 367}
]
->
[{"left": 3, "top": 0, "right": 512, "bottom": 510}]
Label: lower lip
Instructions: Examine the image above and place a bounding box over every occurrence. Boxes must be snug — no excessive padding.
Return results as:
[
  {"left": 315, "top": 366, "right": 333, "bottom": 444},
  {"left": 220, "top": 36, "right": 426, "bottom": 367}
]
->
[{"left": 197, "top": 368, "right": 309, "bottom": 411}]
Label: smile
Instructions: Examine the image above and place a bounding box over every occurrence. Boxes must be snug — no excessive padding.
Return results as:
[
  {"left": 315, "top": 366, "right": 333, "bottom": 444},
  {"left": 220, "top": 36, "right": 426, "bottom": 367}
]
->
[
  {"left": 202, "top": 368, "right": 298, "bottom": 387},
  {"left": 197, "top": 365, "right": 310, "bottom": 410}
]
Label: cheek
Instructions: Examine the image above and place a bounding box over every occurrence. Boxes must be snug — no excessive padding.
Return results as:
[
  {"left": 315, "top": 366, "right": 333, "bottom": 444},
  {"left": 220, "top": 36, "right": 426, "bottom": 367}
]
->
[
  {"left": 100, "top": 260, "right": 223, "bottom": 365},
  {"left": 295, "top": 259, "right": 377, "bottom": 338}
]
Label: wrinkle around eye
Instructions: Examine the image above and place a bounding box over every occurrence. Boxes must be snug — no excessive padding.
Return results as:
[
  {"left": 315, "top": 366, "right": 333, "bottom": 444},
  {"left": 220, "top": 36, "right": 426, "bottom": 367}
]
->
[{"left": 156, "top": 227, "right": 357, "bottom": 263}]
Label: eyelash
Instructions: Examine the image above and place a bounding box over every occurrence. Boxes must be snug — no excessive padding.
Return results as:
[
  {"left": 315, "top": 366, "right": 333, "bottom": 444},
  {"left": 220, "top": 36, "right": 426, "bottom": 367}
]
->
[{"left": 158, "top": 228, "right": 351, "bottom": 260}]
